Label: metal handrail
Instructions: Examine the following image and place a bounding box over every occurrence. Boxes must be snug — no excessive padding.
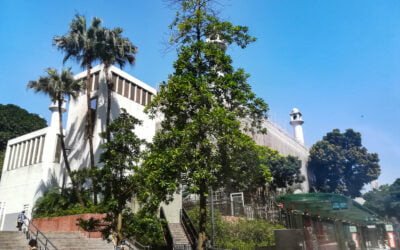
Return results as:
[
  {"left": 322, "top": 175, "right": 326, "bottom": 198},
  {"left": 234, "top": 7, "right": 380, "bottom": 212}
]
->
[
  {"left": 124, "top": 238, "right": 150, "bottom": 250},
  {"left": 180, "top": 208, "right": 197, "bottom": 248},
  {"left": 160, "top": 207, "right": 174, "bottom": 249},
  {"left": 23, "top": 219, "right": 58, "bottom": 250}
]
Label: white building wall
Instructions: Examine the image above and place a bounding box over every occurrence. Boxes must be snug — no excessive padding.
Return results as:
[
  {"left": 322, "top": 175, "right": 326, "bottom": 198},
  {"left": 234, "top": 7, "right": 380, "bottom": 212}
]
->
[{"left": 0, "top": 127, "right": 62, "bottom": 230}]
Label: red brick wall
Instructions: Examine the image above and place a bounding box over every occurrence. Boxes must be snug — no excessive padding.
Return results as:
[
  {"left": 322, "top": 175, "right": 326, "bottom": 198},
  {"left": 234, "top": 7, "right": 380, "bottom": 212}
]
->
[{"left": 31, "top": 213, "right": 106, "bottom": 238}]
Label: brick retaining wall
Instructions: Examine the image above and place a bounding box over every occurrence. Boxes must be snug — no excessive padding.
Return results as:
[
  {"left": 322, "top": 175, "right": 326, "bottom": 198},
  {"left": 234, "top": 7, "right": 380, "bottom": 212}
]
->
[{"left": 32, "top": 213, "right": 106, "bottom": 238}]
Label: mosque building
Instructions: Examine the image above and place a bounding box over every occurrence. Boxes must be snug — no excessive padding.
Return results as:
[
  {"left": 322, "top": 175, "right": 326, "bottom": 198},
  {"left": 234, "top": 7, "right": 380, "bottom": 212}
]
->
[{"left": 0, "top": 65, "right": 308, "bottom": 230}]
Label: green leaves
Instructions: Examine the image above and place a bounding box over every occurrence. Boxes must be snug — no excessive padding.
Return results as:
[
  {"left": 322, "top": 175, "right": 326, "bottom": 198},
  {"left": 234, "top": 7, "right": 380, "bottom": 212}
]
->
[
  {"left": 309, "top": 128, "right": 381, "bottom": 197},
  {"left": 363, "top": 178, "right": 400, "bottom": 221},
  {"left": 144, "top": 1, "right": 269, "bottom": 246},
  {"left": 96, "top": 109, "right": 147, "bottom": 240},
  {"left": 0, "top": 104, "right": 47, "bottom": 152},
  {"left": 27, "top": 68, "right": 83, "bottom": 103}
]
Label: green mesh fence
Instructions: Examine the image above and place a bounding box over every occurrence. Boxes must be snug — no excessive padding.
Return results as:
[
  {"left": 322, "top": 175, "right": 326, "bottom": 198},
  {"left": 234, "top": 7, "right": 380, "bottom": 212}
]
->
[{"left": 277, "top": 193, "right": 384, "bottom": 225}]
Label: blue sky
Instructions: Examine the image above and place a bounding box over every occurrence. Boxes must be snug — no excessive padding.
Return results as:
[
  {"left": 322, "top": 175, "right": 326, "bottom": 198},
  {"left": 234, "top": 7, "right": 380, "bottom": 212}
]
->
[{"left": 1, "top": 0, "right": 399, "bottom": 187}]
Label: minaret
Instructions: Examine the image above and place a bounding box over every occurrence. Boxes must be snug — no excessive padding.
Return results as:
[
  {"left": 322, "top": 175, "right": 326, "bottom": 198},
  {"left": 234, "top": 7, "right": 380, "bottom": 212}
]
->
[
  {"left": 49, "top": 101, "right": 66, "bottom": 128},
  {"left": 290, "top": 108, "right": 305, "bottom": 145}
]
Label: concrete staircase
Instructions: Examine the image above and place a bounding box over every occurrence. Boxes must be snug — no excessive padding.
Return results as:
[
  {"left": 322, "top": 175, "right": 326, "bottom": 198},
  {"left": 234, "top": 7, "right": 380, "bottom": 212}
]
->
[
  {"left": 43, "top": 232, "right": 114, "bottom": 250},
  {"left": 0, "top": 231, "right": 29, "bottom": 250},
  {"left": 168, "top": 223, "right": 191, "bottom": 247},
  {"left": 0, "top": 231, "right": 114, "bottom": 250}
]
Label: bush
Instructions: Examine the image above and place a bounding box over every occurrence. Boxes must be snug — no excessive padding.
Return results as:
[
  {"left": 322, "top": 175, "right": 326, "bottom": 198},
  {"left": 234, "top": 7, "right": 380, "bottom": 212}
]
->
[
  {"left": 33, "top": 187, "right": 106, "bottom": 218},
  {"left": 122, "top": 212, "right": 166, "bottom": 246},
  {"left": 187, "top": 206, "right": 282, "bottom": 249}
]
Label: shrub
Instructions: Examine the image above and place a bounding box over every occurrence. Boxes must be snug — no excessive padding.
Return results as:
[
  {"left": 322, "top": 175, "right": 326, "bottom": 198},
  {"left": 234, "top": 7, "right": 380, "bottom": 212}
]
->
[
  {"left": 187, "top": 206, "right": 282, "bottom": 249},
  {"left": 33, "top": 187, "right": 105, "bottom": 218}
]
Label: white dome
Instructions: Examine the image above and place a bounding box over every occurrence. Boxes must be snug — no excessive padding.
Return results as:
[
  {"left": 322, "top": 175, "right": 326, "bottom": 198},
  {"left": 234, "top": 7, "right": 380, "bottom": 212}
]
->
[{"left": 291, "top": 108, "right": 299, "bottom": 113}]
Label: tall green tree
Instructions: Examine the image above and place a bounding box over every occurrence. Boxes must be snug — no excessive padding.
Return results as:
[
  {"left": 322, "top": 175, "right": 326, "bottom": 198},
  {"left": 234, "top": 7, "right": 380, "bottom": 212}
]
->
[
  {"left": 364, "top": 178, "right": 400, "bottom": 221},
  {"left": 0, "top": 104, "right": 47, "bottom": 179},
  {"left": 308, "top": 128, "right": 380, "bottom": 198},
  {"left": 27, "top": 68, "right": 84, "bottom": 205},
  {"left": 98, "top": 27, "right": 137, "bottom": 142},
  {"left": 257, "top": 146, "right": 304, "bottom": 192},
  {"left": 144, "top": 1, "right": 268, "bottom": 248},
  {"left": 54, "top": 15, "right": 104, "bottom": 204},
  {"left": 97, "top": 109, "right": 145, "bottom": 246}
]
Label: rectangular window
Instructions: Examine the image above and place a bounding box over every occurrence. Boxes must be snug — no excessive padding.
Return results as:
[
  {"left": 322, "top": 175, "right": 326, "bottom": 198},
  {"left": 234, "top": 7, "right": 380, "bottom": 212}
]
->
[
  {"left": 27, "top": 139, "right": 34, "bottom": 166},
  {"left": 147, "top": 92, "right": 153, "bottom": 105},
  {"left": 32, "top": 138, "right": 39, "bottom": 165},
  {"left": 112, "top": 74, "right": 118, "bottom": 91},
  {"left": 124, "top": 80, "right": 130, "bottom": 98},
  {"left": 7, "top": 145, "right": 15, "bottom": 170},
  {"left": 20, "top": 142, "right": 26, "bottom": 167},
  {"left": 38, "top": 136, "right": 45, "bottom": 163},
  {"left": 24, "top": 140, "right": 31, "bottom": 166},
  {"left": 14, "top": 144, "right": 21, "bottom": 168},
  {"left": 90, "top": 97, "right": 98, "bottom": 132},
  {"left": 117, "top": 78, "right": 124, "bottom": 95},
  {"left": 130, "top": 85, "right": 136, "bottom": 101},
  {"left": 141, "top": 89, "right": 147, "bottom": 105},
  {"left": 136, "top": 87, "right": 142, "bottom": 104}
]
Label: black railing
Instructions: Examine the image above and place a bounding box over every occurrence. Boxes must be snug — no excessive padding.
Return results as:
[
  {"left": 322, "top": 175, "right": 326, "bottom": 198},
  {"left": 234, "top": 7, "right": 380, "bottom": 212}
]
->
[
  {"left": 160, "top": 207, "right": 174, "bottom": 249},
  {"left": 124, "top": 238, "right": 150, "bottom": 250},
  {"left": 180, "top": 208, "right": 197, "bottom": 249},
  {"left": 23, "top": 219, "right": 58, "bottom": 250}
]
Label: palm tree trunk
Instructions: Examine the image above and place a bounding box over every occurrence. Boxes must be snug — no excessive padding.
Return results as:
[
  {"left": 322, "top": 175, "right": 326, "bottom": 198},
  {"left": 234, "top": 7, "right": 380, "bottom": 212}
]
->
[
  {"left": 197, "top": 181, "right": 207, "bottom": 250},
  {"left": 86, "top": 63, "right": 98, "bottom": 205},
  {"left": 105, "top": 66, "right": 112, "bottom": 142},
  {"left": 57, "top": 97, "right": 85, "bottom": 206}
]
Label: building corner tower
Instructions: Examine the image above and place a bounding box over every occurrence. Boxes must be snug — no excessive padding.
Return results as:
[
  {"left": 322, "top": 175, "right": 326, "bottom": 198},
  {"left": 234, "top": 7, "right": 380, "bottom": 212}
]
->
[
  {"left": 49, "top": 101, "right": 66, "bottom": 128},
  {"left": 290, "top": 108, "right": 305, "bottom": 145}
]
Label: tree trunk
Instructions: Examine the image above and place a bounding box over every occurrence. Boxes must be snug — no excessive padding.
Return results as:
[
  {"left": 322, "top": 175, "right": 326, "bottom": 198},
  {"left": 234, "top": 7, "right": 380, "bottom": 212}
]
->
[
  {"left": 57, "top": 97, "right": 85, "bottom": 206},
  {"left": 85, "top": 63, "right": 98, "bottom": 205},
  {"left": 105, "top": 66, "right": 112, "bottom": 142},
  {"left": 116, "top": 212, "right": 123, "bottom": 247},
  {"left": 196, "top": 181, "right": 207, "bottom": 250}
]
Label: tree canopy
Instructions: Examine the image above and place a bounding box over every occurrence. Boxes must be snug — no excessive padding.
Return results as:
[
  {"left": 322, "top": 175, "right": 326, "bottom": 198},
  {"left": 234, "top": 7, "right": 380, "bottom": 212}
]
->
[
  {"left": 257, "top": 146, "right": 304, "bottom": 192},
  {"left": 308, "top": 128, "right": 380, "bottom": 198},
  {"left": 97, "top": 109, "right": 146, "bottom": 246},
  {"left": 363, "top": 178, "right": 400, "bottom": 221},
  {"left": 143, "top": 0, "right": 268, "bottom": 248},
  {"left": 0, "top": 104, "right": 47, "bottom": 178},
  {"left": 0, "top": 104, "right": 47, "bottom": 152}
]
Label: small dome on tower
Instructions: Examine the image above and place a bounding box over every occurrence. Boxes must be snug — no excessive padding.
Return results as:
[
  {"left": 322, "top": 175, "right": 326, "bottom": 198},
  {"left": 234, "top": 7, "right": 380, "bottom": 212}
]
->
[{"left": 291, "top": 108, "right": 299, "bottom": 113}]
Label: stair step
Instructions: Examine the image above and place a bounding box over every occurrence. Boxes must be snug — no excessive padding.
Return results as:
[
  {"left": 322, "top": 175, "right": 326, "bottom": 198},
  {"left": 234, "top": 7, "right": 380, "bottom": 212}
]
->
[
  {"left": 0, "top": 231, "right": 114, "bottom": 250},
  {"left": 168, "top": 223, "right": 191, "bottom": 245}
]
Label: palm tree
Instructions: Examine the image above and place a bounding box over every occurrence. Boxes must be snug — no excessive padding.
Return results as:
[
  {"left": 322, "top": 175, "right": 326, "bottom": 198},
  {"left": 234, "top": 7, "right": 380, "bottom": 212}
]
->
[
  {"left": 27, "top": 68, "right": 85, "bottom": 206},
  {"left": 53, "top": 15, "right": 103, "bottom": 204},
  {"left": 99, "top": 27, "right": 137, "bottom": 141}
]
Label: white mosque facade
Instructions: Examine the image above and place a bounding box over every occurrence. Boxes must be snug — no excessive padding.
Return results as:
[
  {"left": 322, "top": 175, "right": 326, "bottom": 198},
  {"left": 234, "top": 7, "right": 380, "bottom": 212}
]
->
[{"left": 0, "top": 65, "right": 309, "bottom": 231}]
